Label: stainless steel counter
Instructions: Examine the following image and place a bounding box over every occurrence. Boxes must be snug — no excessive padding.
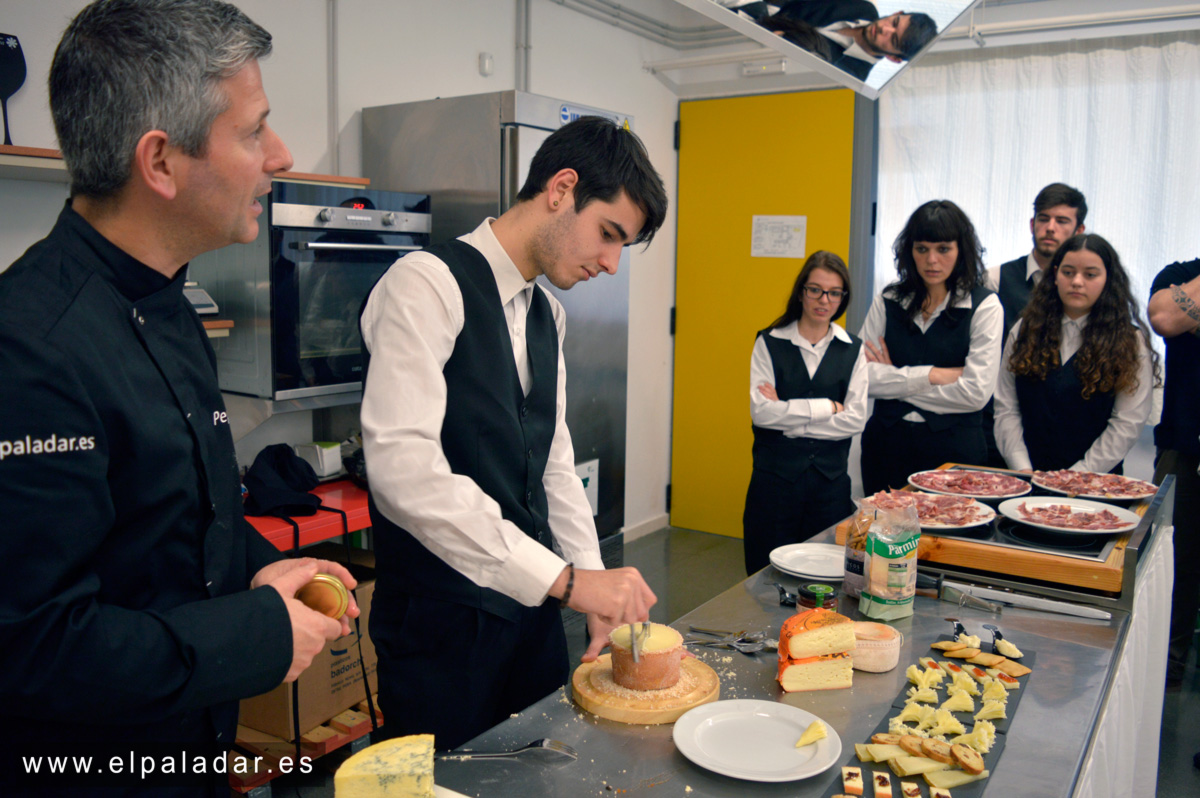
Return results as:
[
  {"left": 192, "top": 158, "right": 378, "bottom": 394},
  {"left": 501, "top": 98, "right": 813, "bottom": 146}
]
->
[{"left": 435, "top": 530, "right": 1146, "bottom": 797}]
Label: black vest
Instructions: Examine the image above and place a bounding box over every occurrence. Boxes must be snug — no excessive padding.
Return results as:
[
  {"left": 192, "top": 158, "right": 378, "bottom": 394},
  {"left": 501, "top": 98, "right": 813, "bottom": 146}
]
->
[
  {"left": 751, "top": 328, "right": 862, "bottom": 481},
  {"left": 997, "top": 256, "right": 1034, "bottom": 340},
  {"left": 1015, "top": 353, "right": 1120, "bottom": 473},
  {"left": 874, "top": 285, "right": 992, "bottom": 432},
  {"left": 365, "top": 241, "right": 559, "bottom": 621}
]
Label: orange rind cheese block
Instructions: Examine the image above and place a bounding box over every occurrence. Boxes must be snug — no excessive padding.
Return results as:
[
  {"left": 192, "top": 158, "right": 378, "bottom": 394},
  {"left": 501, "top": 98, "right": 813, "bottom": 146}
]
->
[
  {"left": 781, "top": 607, "right": 856, "bottom": 659},
  {"left": 777, "top": 652, "right": 853, "bottom": 692}
]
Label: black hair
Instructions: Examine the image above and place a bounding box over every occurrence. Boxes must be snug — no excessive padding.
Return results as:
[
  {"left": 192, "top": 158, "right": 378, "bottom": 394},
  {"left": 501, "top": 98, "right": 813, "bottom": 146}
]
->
[
  {"left": 888, "top": 200, "right": 986, "bottom": 321},
  {"left": 1033, "top": 182, "right": 1088, "bottom": 227},
  {"left": 898, "top": 13, "right": 937, "bottom": 60},
  {"left": 515, "top": 116, "right": 667, "bottom": 246},
  {"left": 769, "top": 251, "right": 852, "bottom": 329}
]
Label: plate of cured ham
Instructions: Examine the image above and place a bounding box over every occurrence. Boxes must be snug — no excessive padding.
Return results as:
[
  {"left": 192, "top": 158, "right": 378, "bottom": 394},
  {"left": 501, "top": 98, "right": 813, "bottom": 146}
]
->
[
  {"left": 907, "top": 469, "right": 1031, "bottom": 500},
  {"left": 1031, "top": 470, "right": 1157, "bottom": 501},
  {"left": 862, "top": 489, "right": 996, "bottom": 529},
  {"left": 998, "top": 497, "right": 1140, "bottom": 535}
]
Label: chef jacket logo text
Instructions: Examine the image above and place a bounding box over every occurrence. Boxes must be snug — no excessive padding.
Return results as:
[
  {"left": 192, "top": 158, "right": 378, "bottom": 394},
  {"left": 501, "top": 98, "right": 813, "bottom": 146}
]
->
[
  {"left": 0, "top": 433, "right": 96, "bottom": 461},
  {"left": 213, "top": 411, "right": 229, "bottom": 426}
]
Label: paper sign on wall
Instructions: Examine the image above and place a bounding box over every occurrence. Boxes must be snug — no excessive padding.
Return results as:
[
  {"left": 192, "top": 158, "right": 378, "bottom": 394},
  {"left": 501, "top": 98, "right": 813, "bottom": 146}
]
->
[
  {"left": 575, "top": 459, "right": 599, "bottom": 516},
  {"left": 751, "top": 215, "right": 807, "bottom": 259}
]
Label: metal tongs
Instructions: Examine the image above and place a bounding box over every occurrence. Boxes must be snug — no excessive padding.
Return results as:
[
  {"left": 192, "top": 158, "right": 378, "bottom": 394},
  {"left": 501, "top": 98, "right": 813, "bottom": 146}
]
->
[{"left": 628, "top": 622, "right": 650, "bottom": 663}]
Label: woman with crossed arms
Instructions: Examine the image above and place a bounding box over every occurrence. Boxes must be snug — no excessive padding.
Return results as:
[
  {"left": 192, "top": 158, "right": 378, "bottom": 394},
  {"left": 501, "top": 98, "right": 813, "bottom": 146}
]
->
[
  {"left": 858, "top": 200, "right": 1004, "bottom": 494},
  {"left": 744, "top": 251, "right": 869, "bottom": 574}
]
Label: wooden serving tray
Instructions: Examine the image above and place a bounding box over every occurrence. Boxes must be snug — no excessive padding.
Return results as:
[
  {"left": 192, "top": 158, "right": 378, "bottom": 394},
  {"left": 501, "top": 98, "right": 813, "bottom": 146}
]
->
[
  {"left": 572, "top": 654, "right": 719, "bottom": 724},
  {"left": 838, "top": 465, "right": 1144, "bottom": 593}
]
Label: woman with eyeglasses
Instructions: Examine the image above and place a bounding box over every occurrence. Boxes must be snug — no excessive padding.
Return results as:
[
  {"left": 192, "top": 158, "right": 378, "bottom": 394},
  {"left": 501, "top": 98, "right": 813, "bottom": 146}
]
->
[
  {"left": 858, "top": 200, "right": 1004, "bottom": 494},
  {"left": 994, "top": 233, "right": 1157, "bottom": 473},
  {"left": 743, "top": 251, "right": 869, "bottom": 574}
]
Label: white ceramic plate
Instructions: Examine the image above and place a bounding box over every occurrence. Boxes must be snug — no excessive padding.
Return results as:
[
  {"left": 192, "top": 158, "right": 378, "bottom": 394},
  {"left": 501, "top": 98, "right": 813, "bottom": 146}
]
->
[
  {"left": 920, "top": 499, "right": 996, "bottom": 530},
  {"left": 673, "top": 699, "right": 842, "bottom": 782},
  {"left": 769, "top": 542, "right": 845, "bottom": 580},
  {"left": 907, "top": 469, "right": 1032, "bottom": 499},
  {"left": 1030, "top": 471, "right": 1157, "bottom": 502},
  {"left": 998, "top": 496, "right": 1141, "bottom": 535}
]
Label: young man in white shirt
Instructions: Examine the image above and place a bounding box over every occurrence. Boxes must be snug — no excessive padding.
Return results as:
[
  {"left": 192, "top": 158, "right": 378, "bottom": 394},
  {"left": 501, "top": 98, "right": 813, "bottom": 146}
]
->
[{"left": 360, "top": 117, "right": 668, "bottom": 748}]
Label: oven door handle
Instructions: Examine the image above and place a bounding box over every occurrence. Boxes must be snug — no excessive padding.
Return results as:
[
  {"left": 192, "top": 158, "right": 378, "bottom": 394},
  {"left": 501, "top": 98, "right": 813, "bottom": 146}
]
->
[{"left": 292, "top": 242, "right": 423, "bottom": 252}]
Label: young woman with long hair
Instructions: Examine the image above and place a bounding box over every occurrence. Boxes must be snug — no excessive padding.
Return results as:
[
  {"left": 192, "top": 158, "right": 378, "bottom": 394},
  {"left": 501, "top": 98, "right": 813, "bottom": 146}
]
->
[
  {"left": 858, "top": 200, "right": 1004, "bottom": 494},
  {"left": 994, "top": 233, "right": 1158, "bottom": 472},
  {"left": 743, "top": 251, "right": 868, "bottom": 574}
]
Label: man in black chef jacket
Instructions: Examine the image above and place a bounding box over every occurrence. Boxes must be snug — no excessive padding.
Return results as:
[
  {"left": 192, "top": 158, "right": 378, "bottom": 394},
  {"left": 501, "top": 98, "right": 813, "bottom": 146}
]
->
[
  {"left": 1148, "top": 258, "right": 1200, "bottom": 690},
  {"left": 983, "top": 182, "right": 1087, "bottom": 466},
  {"left": 360, "top": 117, "right": 667, "bottom": 749},
  {"left": 0, "top": 1, "right": 357, "bottom": 794}
]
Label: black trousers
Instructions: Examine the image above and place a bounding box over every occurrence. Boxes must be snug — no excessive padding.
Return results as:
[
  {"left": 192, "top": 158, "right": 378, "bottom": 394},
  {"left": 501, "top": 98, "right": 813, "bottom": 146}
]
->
[
  {"left": 743, "top": 466, "right": 853, "bottom": 575},
  {"left": 370, "top": 591, "right": 569, "bottom": 750},
  {"left": 860, "top": 416, "right": 988, "bottom": 496},
  {"left": 1155, "top": 449, "right": 1200, "bottom": 683}
]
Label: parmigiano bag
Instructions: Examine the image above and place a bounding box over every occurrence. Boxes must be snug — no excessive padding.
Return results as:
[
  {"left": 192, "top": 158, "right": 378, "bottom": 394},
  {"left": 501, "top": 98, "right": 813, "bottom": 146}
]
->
[{"left": 858, "top": 503, "right": 921, "bottom": 620}]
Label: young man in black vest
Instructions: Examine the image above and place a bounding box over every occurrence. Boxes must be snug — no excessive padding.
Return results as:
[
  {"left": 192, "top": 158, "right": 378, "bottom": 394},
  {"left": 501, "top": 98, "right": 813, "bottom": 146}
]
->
[
  {"left": 983, "top": 183, "right": 1087, "bottom": 466},
  {"left": 1148, "top": 258, "right": 1200, "bottom": 690},
  {"left": 360, "top": 117, "right": 668, "bottom": 749}
]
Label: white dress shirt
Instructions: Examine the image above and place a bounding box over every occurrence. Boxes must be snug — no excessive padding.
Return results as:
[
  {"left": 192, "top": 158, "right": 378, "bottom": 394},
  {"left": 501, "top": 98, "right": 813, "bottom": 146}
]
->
[
  {"left": 985, "top": 253, "right": 1041, "bottom": 293},
  {"left": 858, "top": 289, "right": 1004, "bottom": 421},
  {"left": 817, "top": 20, "right": 881, "bottom": 67},
  {"left": 993, "top": 316, "right": 1154, "bottom": 472},
  {"left": 750, "top": 322, "right": 870, "bottom": 439},
  {"left": 359, "top": 219, "right": 603, "bottom": 608}
]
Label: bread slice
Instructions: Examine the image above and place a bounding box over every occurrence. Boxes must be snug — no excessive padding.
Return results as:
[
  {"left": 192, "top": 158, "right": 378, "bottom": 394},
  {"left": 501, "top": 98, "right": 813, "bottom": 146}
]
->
[
  {"left": 964, "top": 652, "right": 1005, "bottom": 667},
  {"left": 920, "top": 738, "right": 954, "bottom": 764},
  {"left": 898, "top": 736, "right": 926, "bottom": 757},
  {"left": 991, "top": 658, "right": 1032, "bottom": 678},
  {"left": 929, "top": 640, "right": 967, "bottom": 652},
  {"left": 872, "top": 733, "right": 905, "bottom": 745},
  {"left": 951, "top": 743, "right": 985, "bottom": 775}
]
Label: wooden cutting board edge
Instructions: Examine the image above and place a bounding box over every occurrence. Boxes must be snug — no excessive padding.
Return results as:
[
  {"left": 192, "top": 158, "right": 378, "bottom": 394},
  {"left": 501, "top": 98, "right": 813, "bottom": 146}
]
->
[{"left": 571, "top": 654, "right": 720, "bottom": 725}]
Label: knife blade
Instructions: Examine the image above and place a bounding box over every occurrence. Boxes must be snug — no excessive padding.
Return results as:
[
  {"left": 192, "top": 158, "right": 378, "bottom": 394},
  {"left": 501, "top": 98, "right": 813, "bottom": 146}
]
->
[
  {"left": 629, "top": 622, "right": 639, "bottom": 663},
  {"left": 942, "top": 580, "right": 1112, "bottom": 620}
]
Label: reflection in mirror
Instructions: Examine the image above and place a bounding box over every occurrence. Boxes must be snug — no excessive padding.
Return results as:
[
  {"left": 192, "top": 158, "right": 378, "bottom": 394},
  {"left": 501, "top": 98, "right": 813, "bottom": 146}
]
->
[{"left": 673, "top": 0, "right": 981, "bottom": 99}]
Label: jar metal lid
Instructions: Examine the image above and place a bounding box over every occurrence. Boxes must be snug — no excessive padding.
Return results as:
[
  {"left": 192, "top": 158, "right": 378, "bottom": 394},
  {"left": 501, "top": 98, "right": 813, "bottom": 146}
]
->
[
  {"left": 296, "top": 573, "right": 349, "bottom": 619},
  {"left": 797, "top": 583, "right": 838, "bottom": 608}
]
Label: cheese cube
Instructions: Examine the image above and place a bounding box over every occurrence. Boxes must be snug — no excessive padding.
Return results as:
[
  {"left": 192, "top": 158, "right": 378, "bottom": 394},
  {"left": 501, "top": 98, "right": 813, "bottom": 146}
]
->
[{"left": 842, "top": 766, "right": 865, "bottom": 795}]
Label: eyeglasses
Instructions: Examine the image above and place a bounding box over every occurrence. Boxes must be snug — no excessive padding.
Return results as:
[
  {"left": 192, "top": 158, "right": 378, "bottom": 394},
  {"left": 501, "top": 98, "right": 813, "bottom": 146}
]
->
[{"left": 803, "top": 285, "right": 846, "bottom": 301}]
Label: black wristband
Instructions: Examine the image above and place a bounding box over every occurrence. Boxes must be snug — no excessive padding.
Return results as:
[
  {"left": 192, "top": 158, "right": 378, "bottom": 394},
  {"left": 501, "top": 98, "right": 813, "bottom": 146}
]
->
[{"left": 560, "top": 562, "right": 575, "bottom": 607}]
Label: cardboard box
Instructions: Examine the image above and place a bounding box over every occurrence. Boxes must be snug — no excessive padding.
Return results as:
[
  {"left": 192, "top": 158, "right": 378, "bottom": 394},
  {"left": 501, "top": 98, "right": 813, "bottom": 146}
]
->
[{"left": 238, "top": 544, "right": 379, "bottom": 740}]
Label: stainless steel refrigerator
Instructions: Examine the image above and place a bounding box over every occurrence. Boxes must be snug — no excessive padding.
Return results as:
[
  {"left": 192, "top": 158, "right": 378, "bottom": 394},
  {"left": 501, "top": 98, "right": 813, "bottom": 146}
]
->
[{"left": 362, "top": 90, "right": 634, "bottom": 539}]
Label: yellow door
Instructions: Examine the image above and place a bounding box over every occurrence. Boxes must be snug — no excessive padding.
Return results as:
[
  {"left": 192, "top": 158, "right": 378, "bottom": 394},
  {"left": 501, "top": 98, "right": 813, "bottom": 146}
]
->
[{"left": 671, "top": 89, "right": 858, "bottom": 537}]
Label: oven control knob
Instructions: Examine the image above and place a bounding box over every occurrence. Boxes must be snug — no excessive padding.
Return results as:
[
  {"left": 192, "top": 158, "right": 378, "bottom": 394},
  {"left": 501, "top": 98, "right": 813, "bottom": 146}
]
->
[
  {"left": 381, "top": 212, "right": 396, "bottom": 226},
  {"left": 318, "top": 208, "right": 335, "bottom": 223}
]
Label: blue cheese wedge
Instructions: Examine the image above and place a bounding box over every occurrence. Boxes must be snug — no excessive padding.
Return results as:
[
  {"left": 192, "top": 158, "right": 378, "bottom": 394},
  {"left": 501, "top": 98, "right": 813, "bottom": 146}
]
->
[{"left": 335, "top": 734, "right": 434, "bottom": 798}]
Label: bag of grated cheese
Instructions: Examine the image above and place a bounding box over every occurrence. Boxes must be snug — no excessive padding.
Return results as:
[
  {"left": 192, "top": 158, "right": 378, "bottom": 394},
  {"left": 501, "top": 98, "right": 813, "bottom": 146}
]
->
[{"left": 858, "top": 503, "right": 920, "bottom": 620}]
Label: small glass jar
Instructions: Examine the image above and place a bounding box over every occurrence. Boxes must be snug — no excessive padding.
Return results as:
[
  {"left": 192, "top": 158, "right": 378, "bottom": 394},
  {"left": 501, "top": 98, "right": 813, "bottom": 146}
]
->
[
  {"left": 295, "top": 573, "right": 350, "bottom": 619},
  {"left": 797, "top": 582, "right": 838, "bottom": 609}
]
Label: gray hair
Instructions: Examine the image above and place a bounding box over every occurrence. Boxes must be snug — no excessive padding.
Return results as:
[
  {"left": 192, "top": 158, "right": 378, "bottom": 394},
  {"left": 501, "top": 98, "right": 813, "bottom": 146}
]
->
[{"left": 49, "top": 0, "right": 272, "bottom": 199}]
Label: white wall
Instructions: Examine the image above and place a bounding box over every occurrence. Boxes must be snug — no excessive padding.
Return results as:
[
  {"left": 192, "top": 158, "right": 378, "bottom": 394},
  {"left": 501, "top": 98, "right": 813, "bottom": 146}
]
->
[{"left": 0, "top": 0, "right": 680, "bottom": 532}]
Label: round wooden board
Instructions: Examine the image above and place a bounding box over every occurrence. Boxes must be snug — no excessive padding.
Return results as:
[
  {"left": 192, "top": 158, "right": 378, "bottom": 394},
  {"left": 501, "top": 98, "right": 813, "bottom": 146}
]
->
[{"left": 571, "top": 654, "right": 720, "bottom": 725}]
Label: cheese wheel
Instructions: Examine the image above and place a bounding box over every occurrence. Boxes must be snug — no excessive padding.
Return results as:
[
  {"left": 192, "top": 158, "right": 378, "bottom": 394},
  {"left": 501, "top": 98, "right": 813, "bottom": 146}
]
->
[
  {"left": 850, "top": 621, "right": 902, "bottom": 672},
  {"left": 609, "top": 623, "right": 684, "bottom": 691}
]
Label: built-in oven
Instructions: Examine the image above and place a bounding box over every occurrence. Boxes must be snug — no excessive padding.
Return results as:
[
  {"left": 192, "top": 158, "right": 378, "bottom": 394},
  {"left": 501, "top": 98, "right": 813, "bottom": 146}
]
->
[{"left": 188, "top": 179, "right": 431, "bottom": 400}]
